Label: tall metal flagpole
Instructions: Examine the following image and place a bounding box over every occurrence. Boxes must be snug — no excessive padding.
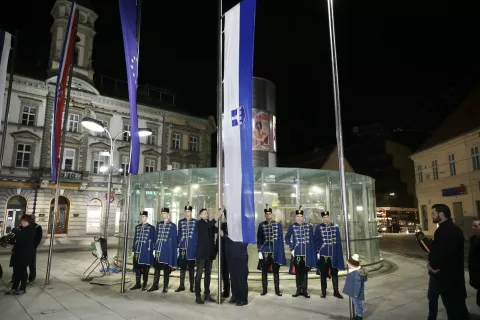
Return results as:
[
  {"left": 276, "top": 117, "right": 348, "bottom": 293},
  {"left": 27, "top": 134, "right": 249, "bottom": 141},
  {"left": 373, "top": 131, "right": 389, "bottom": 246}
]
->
[
  {"left": 216, "top": 0, "right": 223, "bottom": 305},
  {"left": 121, "top": 0, "right": 142, "bottom": 293},
  {"left": 45, "top": 58, "right": 76, "bottom": 286},
  {"left": 325, "top": 0, "right": 353, "bottom": 318},
  {"left": 0, "top": 30, "right": 18, "bottom": 172}
]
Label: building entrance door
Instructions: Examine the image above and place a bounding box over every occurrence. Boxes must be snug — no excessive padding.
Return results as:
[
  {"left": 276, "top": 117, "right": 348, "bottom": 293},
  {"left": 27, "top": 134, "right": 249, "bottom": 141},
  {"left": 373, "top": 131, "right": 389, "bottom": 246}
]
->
[
  {"left": 453, "top": 202, "right": 464, "bottom": 230},
  {"left": 49, "top": 196, "right": 70, "bottom": 234}
]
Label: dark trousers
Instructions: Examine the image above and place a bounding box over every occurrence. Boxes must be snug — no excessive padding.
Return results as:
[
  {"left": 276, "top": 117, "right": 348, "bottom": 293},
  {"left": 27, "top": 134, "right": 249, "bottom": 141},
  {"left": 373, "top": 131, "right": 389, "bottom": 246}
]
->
[
  {"left": 220, "top": 250, "right": 230, "bottom": 293},
  {"left": 440, "top": 293, "right": 469, "bottom": 320},
  {"left": 261, "top": 253, "right": 280, "bottom": 292},
  {"left": 195, "top": 259, "right": 212, "bottom": 297},
  {"left": 427, "top": 275, "right": 440, "bottom": 320},
  {"left": 318, "top": 256, "right": 339, "bottom": 293},
  {"left": 28, "top": 253, "right": 37, "bottom": 282},
  {"left": 294, "top": 256, "right": 308, "bottom": 293},
  {"left": 230, "top": 252, "right": 249, "bottom": 302},
  {"left": 12, "top": 265, "right": 28, "bottom": 291},
  {"left": 151, "top": 263, "right": 170, "bottom": 289}
]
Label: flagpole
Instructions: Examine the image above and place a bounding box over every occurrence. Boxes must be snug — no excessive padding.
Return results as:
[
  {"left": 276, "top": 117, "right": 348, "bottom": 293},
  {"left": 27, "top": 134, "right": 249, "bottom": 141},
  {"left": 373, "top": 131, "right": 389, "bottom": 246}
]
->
[
  {"left": 216, "top": 0, "right": 223, "bottom": 305},
  {"left": 0, "top": 29, "right": 18, "bottom": 172},
  {"left": 325, "top": 0, "right": 353, "bottom": 318},
  {"left": 45, "top": 61, "right": 75, "bottom": 285}
]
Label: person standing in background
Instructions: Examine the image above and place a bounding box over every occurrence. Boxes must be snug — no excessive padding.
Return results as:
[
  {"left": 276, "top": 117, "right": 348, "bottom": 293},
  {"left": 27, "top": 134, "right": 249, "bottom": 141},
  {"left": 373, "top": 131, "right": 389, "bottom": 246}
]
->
[
  {"left": 468, "top": 218, "right": 480, "bottom": 307},
  {"left": 28, "top": 216, "right": 42, "bottom": 283},
  {"left": 216, "top": 208, "right": 230, "bottom": 298}
]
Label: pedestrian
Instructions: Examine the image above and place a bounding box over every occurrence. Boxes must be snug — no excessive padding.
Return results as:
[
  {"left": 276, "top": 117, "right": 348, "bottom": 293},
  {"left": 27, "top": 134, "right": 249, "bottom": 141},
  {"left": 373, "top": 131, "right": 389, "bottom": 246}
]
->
[
  {"left": 428, "top": 204, "right": 469, "bottom": 319},
  {"left": 342, "top": 254, "right": 368, "bottom": 320},
  {"left": 194, "top": 208, "right": 223, "bottom": 304},
  {"left": 5, "top": 214, "right": 36, "bottom": 295},
  {"left": 415, "top": 230, "right": 439, "bottom": 320},
  {"left": 28, "top": 216, "right": 43, "bottom": 283},
  {"left": 468, "top": 218, "right": 480, "bottom": 307}
]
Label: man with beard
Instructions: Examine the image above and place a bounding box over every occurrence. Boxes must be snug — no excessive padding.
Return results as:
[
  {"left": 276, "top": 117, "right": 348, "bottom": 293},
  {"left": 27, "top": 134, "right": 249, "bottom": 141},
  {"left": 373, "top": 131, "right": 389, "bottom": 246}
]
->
[
  {"left": 428, "top": 204, "right": 469, "bottom": 319},
  {"left": 175, "top": 203, "right": 197, "bottom": 293}
]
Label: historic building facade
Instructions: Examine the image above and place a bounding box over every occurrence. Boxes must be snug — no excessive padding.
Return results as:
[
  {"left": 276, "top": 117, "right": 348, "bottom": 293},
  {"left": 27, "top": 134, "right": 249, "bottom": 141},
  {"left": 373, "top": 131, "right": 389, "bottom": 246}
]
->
[{"left": 0, "top": 0, "right": 215, "bottom": 237}]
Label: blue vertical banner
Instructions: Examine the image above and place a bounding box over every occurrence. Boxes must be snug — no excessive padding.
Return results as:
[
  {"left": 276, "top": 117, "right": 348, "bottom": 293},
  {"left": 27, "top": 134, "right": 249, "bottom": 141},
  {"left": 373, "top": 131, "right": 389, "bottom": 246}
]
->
[
  {"left": 223, "top": 0, "right": 257, "bottom": 244},
  {"left": 119, "top": 0, "right": 140, "bottom": 174},
  {"left": 0, "top": 29, "right": 11, "bottom": 123}
]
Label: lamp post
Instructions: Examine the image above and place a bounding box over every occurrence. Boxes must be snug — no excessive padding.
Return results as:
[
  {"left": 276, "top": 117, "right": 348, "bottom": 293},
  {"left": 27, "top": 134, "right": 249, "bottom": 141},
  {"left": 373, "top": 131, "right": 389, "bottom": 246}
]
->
[{"left": 81, "top": 117, "right": 152, "bottom": 239}]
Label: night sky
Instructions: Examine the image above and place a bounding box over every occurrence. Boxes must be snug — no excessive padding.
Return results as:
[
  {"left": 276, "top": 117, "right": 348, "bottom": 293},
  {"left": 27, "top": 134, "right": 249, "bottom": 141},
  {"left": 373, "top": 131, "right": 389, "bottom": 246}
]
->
[{"left": 1, "top": 0, "right": 480, "bottom": 158}]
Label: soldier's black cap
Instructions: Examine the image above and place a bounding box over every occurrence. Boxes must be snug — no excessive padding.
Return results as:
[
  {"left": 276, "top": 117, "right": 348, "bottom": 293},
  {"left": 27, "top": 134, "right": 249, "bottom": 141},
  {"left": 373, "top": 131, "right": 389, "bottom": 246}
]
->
[
  {"left": 140, "top": 211, "right": 148, "bottom": 217},
  {"left": 321, "top": 211, "right": 330, "bottom": 217},
  {"left": 185, "top": 205, "right": 193, "bottom": 211},
  {"left": 161, "top": 207, "right": 170, "bottom": 213}
]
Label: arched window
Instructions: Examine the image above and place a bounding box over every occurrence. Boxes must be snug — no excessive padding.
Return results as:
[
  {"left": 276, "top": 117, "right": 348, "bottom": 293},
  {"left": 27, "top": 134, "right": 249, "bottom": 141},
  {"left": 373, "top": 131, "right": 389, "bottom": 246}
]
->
[
  {"left": 87, "top": 198, "right": 103, "bottom": 234},
  {"left": 49, "top": 196, "right": 70, "bottom": 234}
]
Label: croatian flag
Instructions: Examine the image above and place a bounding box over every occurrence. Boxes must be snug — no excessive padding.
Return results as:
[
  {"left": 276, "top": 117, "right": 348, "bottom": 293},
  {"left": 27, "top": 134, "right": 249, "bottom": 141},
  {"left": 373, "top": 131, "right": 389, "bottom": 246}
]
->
[
  {"left": 223, "top": 0, "right": 256, "bottom": 244},
  {"left": 119, "top": 0, "right": 140, "bottom": 174},
  {"left": 51, "top": 1, "right": 78, "bottom": 183},
  {"left": 0, "top": 29, "right": 11, "bottom": 121}
]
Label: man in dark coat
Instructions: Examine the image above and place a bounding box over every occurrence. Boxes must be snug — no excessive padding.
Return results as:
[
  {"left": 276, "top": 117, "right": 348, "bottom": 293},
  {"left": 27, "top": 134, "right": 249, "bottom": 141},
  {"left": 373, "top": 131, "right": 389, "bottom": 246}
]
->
[
  {"left": 428, "top": 204, "right": 469, "bottom": 319},
  {"left": 194, "top": 208, "right": 223, "bottom": 304},
  {"left": 215, "top": 209, "right": 230, "bottom": 298},
  {"left": 28, "top": 217, "right": 42, "bottom": 282},
  {"left": 468, "top": 218, "right": 480, "bottom": 307},
  {"left": 5, "top": 214, "right": 35, "bottom": 295},
  {"left": 223, "top": 228, "right": 249, "bottom": 306}
]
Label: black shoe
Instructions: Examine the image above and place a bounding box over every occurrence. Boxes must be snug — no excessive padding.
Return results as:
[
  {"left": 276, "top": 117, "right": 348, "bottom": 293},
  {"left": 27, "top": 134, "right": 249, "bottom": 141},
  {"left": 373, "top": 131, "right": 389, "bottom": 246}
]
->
[
  {"left": 130, "top": 283, "right": 142, "bottom": 290},
  {"left": 162, "top": 288, "right": 168, "bottom": 293},
  {"left": 204, "top": 294, "right": 216, "bottom": 303},
  {"left": 175, "top": 286, "right": 185, "bottom": 292},
  {"left": 147, "top": 286, "right": 158, "bottom": 292},
  {"left": 141, "top": 283, "right": 148, "bottom": 291},
  {"left": 196, "top": 297, "right": 204, "bottom": 304},
  {"left": 321, "top": 291, "right": 326, "bottom": 298},
  {"left": 5, "top": 289, "right": 16, "bottom": 295},
  {"left": 236, "top": 300, "right": 248, "bottom": 306},
  {"left": 333, "top": 291, "right": 344, "bottom": 299},
  {"left": 275, "top": 291, "right": 282, "bottom": 297},
  {"left": 260, "top": 290, "right": 267, "bottom": 296},
  {"left": 229, "top": 297, "right": 238, "bottom": 304},
  {"left": 292, "top": 291, "right": 301, "bottom": 297},
  {"left": 303, "top": 292, "right": 310, "bottom": 298},
  {"left": 190, "top": 285, "right": 194, "bottom": 293},
  {"left": 14, "top": 290, "right": 26, "bottom": 295},
  {"left": 222, "top": 291, "right": 230, "bottom": 298}
]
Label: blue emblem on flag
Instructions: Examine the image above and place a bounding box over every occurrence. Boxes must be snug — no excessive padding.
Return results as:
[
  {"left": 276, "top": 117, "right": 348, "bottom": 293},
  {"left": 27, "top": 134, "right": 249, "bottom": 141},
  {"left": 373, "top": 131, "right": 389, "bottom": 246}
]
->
[{"left": 231, "top": 106, "right": 245, "bottom": 127}]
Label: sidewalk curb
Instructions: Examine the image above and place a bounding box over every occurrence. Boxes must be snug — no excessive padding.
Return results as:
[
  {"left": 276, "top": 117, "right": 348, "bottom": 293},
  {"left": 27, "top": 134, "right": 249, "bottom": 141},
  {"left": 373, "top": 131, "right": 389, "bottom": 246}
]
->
[{"left": 0, "top": 245, "right": 118, "bottom": 255}]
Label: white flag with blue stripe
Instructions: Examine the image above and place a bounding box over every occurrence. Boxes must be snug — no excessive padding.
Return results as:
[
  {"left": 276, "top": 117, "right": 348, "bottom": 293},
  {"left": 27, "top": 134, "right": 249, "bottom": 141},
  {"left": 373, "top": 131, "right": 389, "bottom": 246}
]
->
[
  {"left": 223, "top": 0, "right": 256, "bottom": 244},
  {"left": 0, "top": 29, "right": 12, "bottom": 119}
]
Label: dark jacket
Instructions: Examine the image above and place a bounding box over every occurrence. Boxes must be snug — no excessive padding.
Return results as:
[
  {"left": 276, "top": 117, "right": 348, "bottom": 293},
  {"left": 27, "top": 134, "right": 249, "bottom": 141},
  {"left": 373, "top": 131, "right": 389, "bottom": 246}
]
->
[
  {"left": 428, "top": 218, "right": 467, "bottom": 298},
  {"left": 196, "top": 218, "right": 218, "bottom": 261},
  {"left": 215, "top": 221, "right": 228, "bottom": 254},
  {"left": 34, "top": 223, "right": 43, "bottom": 248},
  {"left": 11, "top": 224, "right": 36, "bottom": 267},
  {"left": 468, "top": 235, "right": 480, "bottom": 289}
]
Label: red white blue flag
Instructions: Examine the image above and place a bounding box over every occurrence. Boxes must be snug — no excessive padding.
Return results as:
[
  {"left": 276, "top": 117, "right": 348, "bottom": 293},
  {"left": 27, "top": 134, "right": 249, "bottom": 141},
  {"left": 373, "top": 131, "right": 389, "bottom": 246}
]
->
[
  {"left": 51, "top": 1, "right": 78, "bottom": 183},
  {"left": 0, "top": 29, "right": 11, "bottom": 117}
]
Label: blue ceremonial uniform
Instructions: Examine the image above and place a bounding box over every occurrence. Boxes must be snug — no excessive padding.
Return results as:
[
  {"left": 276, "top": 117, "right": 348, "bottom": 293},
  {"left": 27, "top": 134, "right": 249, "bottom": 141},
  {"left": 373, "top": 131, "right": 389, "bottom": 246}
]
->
[
  {"left": 178, "top": 218, "right": 197, "bottom": 262},
  {"left": 154, "top": 220, "right": 178, "bottom": 268},
  {"left": 257, "top": 221, "right": 286, "bottom": 266},
  {"left": 132, "top": 223, "right": 155, "bottom": 268},
  {"left": 314, "top": 222, "right": 345, "bottom": 297},
  {"left": 285, "top": 223, "right": 316, "bottom": 272}
]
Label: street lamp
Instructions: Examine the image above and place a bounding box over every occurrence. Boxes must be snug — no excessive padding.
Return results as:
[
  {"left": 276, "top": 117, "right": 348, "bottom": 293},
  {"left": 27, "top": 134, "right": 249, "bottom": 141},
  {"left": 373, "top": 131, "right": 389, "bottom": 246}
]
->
[{"left": 81, "top": 117, "right": 152, "bottom": 238}]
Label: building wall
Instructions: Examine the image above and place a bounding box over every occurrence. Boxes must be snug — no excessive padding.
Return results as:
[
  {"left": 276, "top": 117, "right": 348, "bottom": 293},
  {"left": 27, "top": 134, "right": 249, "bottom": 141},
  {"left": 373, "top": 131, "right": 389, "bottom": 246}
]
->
[
  {"left": 386, "top": 140, "right": 416, "bottom": 198},
  {"left": 321, "top": 148, "right": 355, "bottom": 173},
  {"left": 411, "top": 128, "right": 480, "bottom": 237}
]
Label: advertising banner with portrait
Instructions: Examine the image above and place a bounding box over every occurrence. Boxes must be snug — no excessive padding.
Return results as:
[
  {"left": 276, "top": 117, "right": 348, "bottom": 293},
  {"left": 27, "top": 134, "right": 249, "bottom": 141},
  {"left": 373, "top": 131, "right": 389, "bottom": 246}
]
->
[{"left": 252, "top": 110, "right": 270, "bottom": 150}]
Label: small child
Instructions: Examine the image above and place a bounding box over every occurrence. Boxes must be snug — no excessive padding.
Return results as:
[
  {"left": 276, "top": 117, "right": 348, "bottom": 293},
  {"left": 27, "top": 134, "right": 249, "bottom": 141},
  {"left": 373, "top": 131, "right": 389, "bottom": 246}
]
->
[{"left": 343, "top": 254, "right": 368, "bottom": 320}]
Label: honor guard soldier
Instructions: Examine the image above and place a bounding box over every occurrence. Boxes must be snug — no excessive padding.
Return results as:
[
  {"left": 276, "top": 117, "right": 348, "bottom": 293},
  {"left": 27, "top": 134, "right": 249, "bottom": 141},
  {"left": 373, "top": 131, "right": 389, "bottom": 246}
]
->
[
  {"left": 131, "top": 211, "right": 155, "bottom": 291},
  {"left": 314, "top": 211, "right": 345, "bottom": 299},
  {"left": 148, "top": 207, "right": 178, "bottom": 293},
  {"left": 176, "top": 203, "right": 197, "bottom": 293},
  {"left": 285, "top": 206, "right": 316, "bottom": 298},
  {"left": 257, "top": 204, "right": 286, "bottom": 296}
]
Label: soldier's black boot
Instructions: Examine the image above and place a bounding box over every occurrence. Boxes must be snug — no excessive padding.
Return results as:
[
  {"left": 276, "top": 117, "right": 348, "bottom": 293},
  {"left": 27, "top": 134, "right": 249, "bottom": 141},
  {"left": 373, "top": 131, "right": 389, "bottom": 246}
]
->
[
  {"left": 303, "top": 274, "right": 310, "bottom": 298},
  {"left": 175, "top": 269, "right": 186, "bottom": 292},
  {"left": 320, "top": 273, "right": 327, "bottom": 298},
  {"left": 130, "top": 275, "right": 142, "bottom": 290},
  {"left": 332, "top": 275, "right": 343, "bottom": 299},
  {"left": 162, "top": 269, "right": 169, "bottom": 293},
  {"left": 273, "top": 272, "right": 282, "bottom": 296},
  {"left": 292, "top": 273, "right": 302, "bottom": 297},
  {"left": 142, "top": 269, "right": 149, "bottom": 291},
  {"left": 260, "top": 271, "right": 268, "bottom": 296},
  {"left": 147, "top": 268, "right": 160, "bottom": 292},
  {"left": 189, "top": 268, "right": 195, "bottom": 293}
]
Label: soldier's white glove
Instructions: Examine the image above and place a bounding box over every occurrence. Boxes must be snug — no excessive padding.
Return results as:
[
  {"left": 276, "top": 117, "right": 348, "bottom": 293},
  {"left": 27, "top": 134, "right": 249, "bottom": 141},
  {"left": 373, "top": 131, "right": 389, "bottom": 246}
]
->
[
  {"left": 317, "top": 253, "right": 320, "bottom": 260},
  {"left": 258, "top": 252, "right": 263, "bottom": 260},
  {"left": 177, "top": 248, "right": 179, "bottom": 256},
  {"left": 153, "top": 250, "right": 156, "bottom": 256},
  {"left": 291, "top": 251, "right": 295, "bottom": 257}
]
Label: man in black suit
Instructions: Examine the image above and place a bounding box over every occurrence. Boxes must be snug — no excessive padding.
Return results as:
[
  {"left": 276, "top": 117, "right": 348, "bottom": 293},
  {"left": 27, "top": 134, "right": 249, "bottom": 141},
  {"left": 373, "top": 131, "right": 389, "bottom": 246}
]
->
[
  {"left": 428, "top": 204, "right": 469, "bottom": 319},
  {"left": 194, "top": 208, "right": 223, "bottom": 304},
  {"left": 28, "top": 217, "right": 42, "bottom": 282}
]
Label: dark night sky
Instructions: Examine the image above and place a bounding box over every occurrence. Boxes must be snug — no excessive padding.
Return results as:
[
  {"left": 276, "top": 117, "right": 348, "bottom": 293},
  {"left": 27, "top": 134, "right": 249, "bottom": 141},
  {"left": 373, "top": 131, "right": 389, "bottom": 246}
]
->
[{"left": 1, "top": 0, "right": 480, "bottom": 158}]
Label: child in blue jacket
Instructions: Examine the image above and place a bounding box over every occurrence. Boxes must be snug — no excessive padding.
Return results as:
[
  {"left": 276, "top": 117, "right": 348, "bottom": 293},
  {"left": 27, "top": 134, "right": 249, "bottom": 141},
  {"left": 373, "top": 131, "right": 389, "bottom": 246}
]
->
[{"left": 342, "top": 254, "right": 368, "bottom": 320}]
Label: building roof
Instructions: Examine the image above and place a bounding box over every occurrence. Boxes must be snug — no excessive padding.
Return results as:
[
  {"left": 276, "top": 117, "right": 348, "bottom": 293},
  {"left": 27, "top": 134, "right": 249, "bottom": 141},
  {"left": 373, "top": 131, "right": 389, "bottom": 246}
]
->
[
  {"left": 418, "top": 84, "right": 480, "bottom": 151},
  {"left": 278, "top": 147, "right": 334, "bottom": 168}
]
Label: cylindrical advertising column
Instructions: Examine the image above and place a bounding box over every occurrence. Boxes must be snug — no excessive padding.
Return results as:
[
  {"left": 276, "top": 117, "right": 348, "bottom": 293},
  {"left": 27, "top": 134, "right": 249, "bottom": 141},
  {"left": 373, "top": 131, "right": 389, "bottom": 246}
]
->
[{"left": 252, "top": 77, "right": 277, "bottom": 167}]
